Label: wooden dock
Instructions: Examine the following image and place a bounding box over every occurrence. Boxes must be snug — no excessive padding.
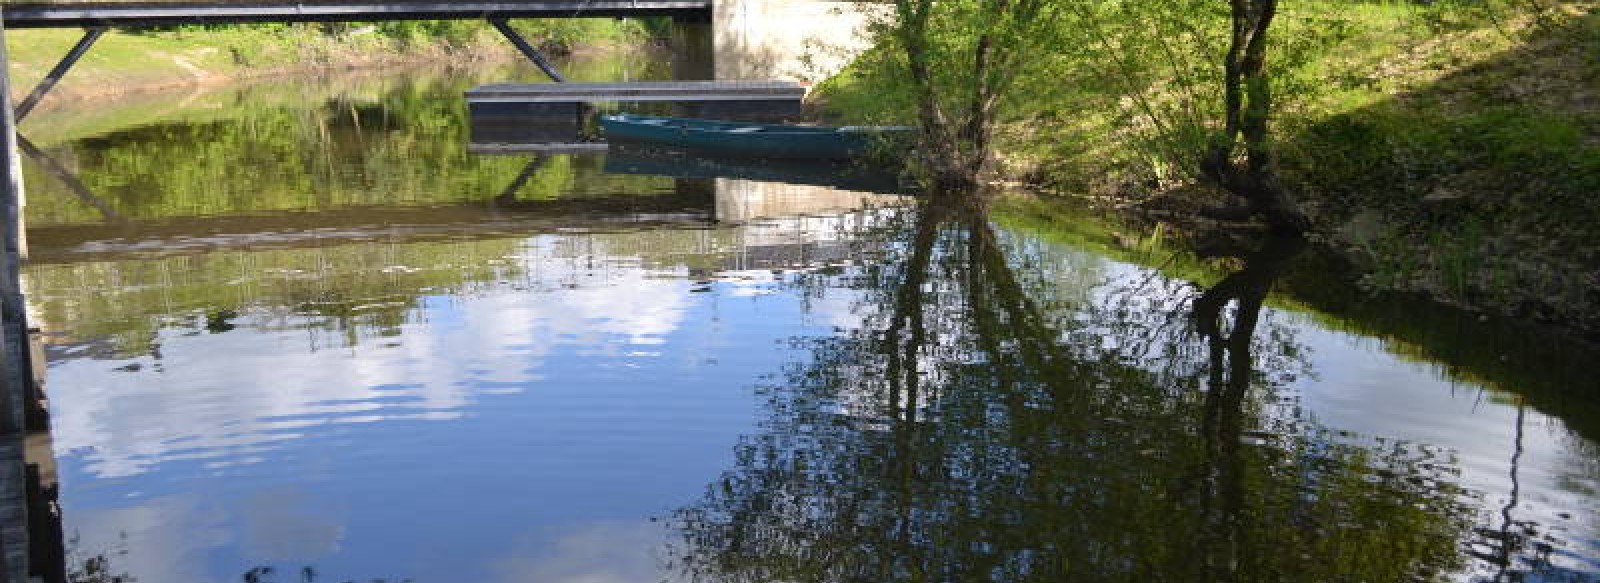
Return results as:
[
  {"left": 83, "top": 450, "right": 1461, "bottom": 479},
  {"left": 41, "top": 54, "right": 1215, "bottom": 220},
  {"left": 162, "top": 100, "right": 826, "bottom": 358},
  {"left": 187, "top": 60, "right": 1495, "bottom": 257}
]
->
[
  {"left": 467, "top": 81, "right": 807, "bottom": 120},
  {"left": 466, "top": 80, "right": 806, "bottom": 104}
]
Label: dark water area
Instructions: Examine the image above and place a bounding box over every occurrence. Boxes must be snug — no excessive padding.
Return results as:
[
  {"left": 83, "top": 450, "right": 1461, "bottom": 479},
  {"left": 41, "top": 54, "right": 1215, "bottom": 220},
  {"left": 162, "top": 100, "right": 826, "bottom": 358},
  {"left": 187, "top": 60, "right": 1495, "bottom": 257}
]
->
[{"left": 15, "top": 52, "right": 1600, "bottom": 583}]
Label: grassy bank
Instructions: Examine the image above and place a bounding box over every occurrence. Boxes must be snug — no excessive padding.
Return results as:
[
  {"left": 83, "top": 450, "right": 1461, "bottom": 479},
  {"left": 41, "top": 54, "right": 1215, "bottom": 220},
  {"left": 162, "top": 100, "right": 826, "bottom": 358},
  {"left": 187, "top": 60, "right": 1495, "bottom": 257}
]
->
[
  {"left": 4, "top": 18, "right": 657, "bottom": 106},
  {"left": 816, "top": 1, "right": 1599, "bottom": 336}
]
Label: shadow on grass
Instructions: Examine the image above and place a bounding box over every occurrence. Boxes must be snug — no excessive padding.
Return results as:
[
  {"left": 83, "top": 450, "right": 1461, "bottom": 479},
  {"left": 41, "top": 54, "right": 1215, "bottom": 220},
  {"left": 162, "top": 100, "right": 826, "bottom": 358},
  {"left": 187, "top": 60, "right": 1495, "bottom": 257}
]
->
[{"left": 1282, "top": 9, "right": 1599, "bottom": 330}]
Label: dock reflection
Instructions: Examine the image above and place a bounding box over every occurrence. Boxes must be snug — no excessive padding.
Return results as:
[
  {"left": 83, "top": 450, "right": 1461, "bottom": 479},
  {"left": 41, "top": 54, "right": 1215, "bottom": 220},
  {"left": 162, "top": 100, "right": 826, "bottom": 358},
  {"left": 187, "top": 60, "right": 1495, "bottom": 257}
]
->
[{"left": 27, "top": 157, "right": 910, "bottom": 477}]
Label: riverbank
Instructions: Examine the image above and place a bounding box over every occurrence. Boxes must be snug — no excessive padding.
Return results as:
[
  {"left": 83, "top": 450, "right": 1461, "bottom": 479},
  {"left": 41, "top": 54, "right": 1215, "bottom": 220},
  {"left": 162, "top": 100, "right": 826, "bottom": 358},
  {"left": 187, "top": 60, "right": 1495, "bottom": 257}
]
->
[
  {"left": 993, "top": 195, "right": 1600, "bottom": 429},
  {"left": 4, "top": 19, "right": 655, "bottom": 109},
  {"left": 814, "top": 2, "right": 1599, "bottom": 338}
]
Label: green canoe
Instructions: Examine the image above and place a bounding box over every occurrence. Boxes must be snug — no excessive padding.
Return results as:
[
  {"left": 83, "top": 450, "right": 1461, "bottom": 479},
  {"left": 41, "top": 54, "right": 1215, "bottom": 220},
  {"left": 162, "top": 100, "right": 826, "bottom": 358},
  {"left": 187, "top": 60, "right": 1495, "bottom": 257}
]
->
[{"left": 600, "top": 114, "right": 913, "bottom": 160}]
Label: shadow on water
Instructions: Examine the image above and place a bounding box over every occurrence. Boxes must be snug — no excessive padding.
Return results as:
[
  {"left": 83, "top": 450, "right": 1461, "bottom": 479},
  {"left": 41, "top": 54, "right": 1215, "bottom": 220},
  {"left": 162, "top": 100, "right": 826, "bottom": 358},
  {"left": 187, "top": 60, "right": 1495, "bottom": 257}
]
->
[
  {"left": 1271, "top": 249, "right": 1600, "bottom": 444},
  {"left": 668, "top": 194, "right": 1501, "bottom": 582}
]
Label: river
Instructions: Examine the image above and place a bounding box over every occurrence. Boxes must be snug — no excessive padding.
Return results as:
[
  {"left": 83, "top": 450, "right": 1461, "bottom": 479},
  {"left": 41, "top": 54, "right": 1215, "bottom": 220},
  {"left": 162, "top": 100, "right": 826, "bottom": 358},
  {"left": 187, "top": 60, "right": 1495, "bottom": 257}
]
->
[{"left": 15, "top": 51, "right": 1600, "bottom": 583}]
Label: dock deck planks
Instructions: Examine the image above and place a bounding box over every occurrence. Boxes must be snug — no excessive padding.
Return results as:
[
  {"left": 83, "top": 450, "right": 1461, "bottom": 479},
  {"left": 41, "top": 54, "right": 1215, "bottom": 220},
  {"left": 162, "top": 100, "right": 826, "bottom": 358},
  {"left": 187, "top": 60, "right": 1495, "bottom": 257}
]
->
[{"left": 466, "top": 80, "right": 807, "bottom": 104}]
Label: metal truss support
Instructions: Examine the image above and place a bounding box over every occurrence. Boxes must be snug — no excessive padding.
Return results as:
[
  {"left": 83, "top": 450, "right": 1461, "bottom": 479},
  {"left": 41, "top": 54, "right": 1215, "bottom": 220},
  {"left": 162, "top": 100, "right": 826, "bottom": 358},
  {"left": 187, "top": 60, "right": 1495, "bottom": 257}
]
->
[
  {"left": 14, "top": 27, "right": 105, "bottom": 122},
  {"left": 489, "top": 18, "right": 567, "bottom": 82},
  {"left": 16, "top": 136, "right": 121, "bottom": 223},
  {"left": 494, "top": 155, "right": 550, "bottom": 204}
]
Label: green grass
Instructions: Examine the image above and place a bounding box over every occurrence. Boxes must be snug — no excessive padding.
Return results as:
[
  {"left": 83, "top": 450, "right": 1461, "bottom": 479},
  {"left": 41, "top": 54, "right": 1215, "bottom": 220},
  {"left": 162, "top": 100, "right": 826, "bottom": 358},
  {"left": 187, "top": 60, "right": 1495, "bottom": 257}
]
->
[
  {"left": 816, "top": 0, "right": 1600, "bottom": 332},
  {"left": 1278, "top": 9, "right": 1600, "bottom": 326}
]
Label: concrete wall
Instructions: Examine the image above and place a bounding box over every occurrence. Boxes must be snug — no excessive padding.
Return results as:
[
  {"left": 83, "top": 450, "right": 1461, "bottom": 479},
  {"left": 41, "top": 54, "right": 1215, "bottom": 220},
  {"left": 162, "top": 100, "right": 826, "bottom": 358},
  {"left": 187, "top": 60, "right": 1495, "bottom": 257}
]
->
[
  {"left": 713, "top": 0, "right": 882, "bottom": 83},
  {"left": 715, "top": 178, "right": 899, "bottom": 226}
]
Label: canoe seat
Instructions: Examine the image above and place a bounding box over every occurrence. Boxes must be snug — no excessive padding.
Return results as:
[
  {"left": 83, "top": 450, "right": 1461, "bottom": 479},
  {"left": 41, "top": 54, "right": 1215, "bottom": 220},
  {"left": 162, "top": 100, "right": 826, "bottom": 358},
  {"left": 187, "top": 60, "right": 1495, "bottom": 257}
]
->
[{"left": 728, "top": 127, "right": 764, "bottom": 133}]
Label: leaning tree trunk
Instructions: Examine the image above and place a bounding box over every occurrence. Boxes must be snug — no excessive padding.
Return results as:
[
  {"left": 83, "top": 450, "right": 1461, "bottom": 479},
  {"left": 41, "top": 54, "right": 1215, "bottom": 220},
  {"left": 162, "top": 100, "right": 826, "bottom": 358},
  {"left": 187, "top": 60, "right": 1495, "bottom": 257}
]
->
[{"left": 1199, "top": 0, "right": 1311, "bottom": 234}]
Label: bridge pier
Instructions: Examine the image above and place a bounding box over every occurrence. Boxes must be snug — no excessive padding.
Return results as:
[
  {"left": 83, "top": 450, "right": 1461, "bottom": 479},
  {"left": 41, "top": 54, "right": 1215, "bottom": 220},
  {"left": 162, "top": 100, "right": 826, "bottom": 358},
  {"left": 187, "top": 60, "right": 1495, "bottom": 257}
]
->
[
  {"left": 0, "top": 11, "right": 26, "bottom": 583},
  {"left": 711, "top": 0, "right": 879, "bottom": 82},
  {"left": 1, "top": 10, "right": 61, "bottom": 583}
]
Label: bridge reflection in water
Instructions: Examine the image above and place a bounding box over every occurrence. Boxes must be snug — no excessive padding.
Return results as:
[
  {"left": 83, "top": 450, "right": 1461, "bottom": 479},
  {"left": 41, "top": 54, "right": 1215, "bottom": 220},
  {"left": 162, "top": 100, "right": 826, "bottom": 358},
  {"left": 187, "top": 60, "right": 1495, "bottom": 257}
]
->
[
  {"left": 0, "top": 39, "right": 903, "bottom": 577},
  {"left": 30, "top": 180, "right": 908, "bottom": 472},
  {"left": 23, "top": 159, "right": 909, "bottom": 582},
  {"left": 17, "top": 93, "right": 912, "bottom": 483}
]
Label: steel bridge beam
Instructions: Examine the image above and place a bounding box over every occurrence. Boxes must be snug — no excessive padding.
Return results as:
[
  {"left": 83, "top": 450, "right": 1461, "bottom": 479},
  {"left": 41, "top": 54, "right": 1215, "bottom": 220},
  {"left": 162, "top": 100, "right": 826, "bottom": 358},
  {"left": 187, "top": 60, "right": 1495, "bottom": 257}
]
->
[
  {"left": 489, "top": 18, "right": 566, "bottom": 83},
  {"left": 15, "top": 136, "right": 123, "bottom": 224},
  {"left": 13, "top": 27, "right": 103, "bottom": 123},
  {"left": 1, "top": 1, "right": 712, "bottom": 29}
]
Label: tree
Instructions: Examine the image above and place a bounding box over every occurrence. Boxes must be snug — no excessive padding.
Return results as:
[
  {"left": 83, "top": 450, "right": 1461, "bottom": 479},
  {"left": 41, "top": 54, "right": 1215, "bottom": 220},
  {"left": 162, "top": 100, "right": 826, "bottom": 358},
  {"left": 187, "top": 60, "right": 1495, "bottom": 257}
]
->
[
  {"left": 882, "top": 0, "right": 1057, "bottom": 193},
  {"left": 1198, "top": 0, "right": 1311, "bottom": 233},
  {"left": 1059, "top": 0, "right": 1313, "bottom": 233}
]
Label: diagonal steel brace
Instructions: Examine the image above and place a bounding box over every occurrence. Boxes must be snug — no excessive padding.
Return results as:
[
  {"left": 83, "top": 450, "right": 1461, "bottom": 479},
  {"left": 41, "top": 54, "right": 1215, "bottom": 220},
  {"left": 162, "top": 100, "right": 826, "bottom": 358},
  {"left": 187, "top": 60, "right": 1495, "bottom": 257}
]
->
[
  {"left": 14, "top": 27, "right": 105, "bottom": 122},
  {"left": 489, "top": 18, "right": 567, "bottom": 82}
]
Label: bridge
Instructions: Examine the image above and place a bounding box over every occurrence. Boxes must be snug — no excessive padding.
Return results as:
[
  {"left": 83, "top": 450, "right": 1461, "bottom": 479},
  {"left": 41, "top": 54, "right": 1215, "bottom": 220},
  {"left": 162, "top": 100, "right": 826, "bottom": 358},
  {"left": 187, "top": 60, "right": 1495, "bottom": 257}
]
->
[
  {"left": 0, "top": 0, "right": 717, "bottom": 120},
  {"left": 0, "top": 1, "right": 711, "bottom": 28},
  {"left": 0, "top": 0, "right": 874, "bottom": 120},
  {"left": 0, "top": 0, "right": 713, "bottom": 28}
]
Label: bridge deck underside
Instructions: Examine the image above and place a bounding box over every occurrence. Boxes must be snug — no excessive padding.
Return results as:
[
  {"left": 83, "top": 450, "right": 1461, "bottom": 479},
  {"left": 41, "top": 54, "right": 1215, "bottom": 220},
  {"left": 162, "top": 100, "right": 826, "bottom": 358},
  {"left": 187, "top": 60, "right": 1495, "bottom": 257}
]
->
[{"left": 1, "top": 0, "right": 712, "bottom": 28}]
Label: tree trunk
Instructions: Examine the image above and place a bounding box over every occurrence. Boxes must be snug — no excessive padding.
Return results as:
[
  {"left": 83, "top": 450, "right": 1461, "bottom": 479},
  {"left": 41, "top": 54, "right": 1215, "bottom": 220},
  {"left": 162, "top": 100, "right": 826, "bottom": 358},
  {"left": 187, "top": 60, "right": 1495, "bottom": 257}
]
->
[
  {"left": 893, "top": 0, "right": 1047, "bottom": 195},
  {"left": 1200, "top": 0, "right": 1311, "bottom": 234}
]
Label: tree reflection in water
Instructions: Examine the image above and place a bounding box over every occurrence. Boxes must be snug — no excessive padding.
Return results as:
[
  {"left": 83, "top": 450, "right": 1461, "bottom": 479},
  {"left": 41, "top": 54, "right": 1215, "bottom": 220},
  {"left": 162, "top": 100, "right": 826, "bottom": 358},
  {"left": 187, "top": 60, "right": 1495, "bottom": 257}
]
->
[{"left": 671, "top": 192, "right": 1475, "bottom": 582}]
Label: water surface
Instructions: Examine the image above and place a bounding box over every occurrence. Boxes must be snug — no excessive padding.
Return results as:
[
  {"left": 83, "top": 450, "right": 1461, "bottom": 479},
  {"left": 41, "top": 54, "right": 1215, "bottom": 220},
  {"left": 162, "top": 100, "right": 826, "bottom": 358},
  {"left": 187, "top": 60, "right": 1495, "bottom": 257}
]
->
[{"left": 18, "top": 54, "right": 1600, "bottom": 583}]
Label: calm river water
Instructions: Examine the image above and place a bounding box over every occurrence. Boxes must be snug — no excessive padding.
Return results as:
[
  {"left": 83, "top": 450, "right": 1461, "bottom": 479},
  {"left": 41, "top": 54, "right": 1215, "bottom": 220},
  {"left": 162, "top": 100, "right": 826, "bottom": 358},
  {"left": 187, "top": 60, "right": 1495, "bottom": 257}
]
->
[{"left": 16, "top": 53, "right": 1600, "bottom": 583}]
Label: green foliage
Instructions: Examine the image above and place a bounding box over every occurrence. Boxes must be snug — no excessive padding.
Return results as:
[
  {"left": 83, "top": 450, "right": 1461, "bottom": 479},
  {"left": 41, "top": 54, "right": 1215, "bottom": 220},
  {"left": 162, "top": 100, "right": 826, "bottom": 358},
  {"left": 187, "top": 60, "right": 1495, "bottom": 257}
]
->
[
  {"left": 811, "top": 46, "right": 917, "bottom": 125},
  {"left": 1279, "top": 17, "right": 1600, "bottom": 323},
  {"left": 838, "top": 0, "right": 1066, "bottom": 186},
  {"left": 374, "top": 20, "right": 494, "bottom": 49},
  {"left": 819, "top": 0, "right": 1600, "bottom": 330},
  {"left": 372, "top": 18, "right": 650, "bottom": 52},
  {"left": 119, "top": 18, "right": 652, "bottom": 53},
  {"left": 822, "top": 0, "right": 1594, "bottom": 201}
]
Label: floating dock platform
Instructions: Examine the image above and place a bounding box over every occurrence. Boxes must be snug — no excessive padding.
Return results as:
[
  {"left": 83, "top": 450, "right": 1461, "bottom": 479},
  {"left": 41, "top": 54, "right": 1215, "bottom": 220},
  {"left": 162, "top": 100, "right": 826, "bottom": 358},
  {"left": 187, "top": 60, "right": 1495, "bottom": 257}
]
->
[
  {"left": 467, "top": 80, "right": 806, "bottom": 104},
  {"left": 466, "top": 80, "right": 807, "bottom": 118}
]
